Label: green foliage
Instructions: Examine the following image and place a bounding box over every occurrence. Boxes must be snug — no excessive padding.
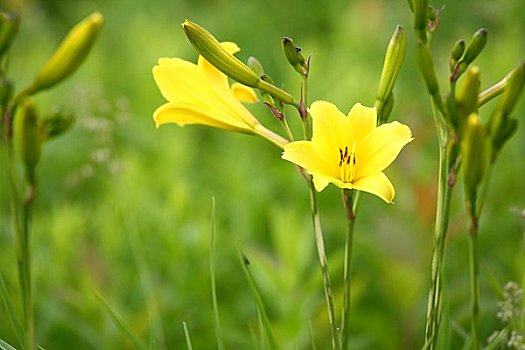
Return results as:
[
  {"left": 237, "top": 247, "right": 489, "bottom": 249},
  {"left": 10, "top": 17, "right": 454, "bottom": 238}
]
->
[{"left": 0, "top": 0, "right": 524, "bottom": 349}]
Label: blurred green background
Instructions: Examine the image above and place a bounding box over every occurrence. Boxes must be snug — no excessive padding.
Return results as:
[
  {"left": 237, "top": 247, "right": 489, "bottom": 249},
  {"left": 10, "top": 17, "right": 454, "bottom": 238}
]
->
[{"left": 1, "top": 0, "right": 524, "bottom": 349}]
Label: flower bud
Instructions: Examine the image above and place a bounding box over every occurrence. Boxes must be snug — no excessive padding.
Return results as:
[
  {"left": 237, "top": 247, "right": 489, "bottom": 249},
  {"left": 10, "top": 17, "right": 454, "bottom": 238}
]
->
[
  {"left": 247, "top": 56, "right": 264, "bottom": 77},
  {"left": 377, "top": 91, "right": 394, "bottom": 124},
  {"left": 28, "top": 12, "right": 103, "bottom": 95},
  {"left": 456, "top": 66, "right": 480, "bottom": 130},
  {"left": 461, "top": 113, "right": 487, "bottom": 205},
  {"left": 416, "top": 42, "right": 439, "bottom": 95},
  {"left": 282, "top": 37, "right": 308, "bottom": 77},
  {"left": 463, "top": 28, "right": 487, "bottom": 65},
  {"left": 0, "top": 10, "right": 20, "bottom": 58},
  {"left": 15, "top": 99, "right": 42, "bottom": 184},
  {"left": 182, "top": 20, "right": 260, "bottom": 87},
  {"left": 499, "top": 61, "right": 525, "bottom": 117},
  {"left": 40, "top": 110, "right": 75, "bottom": 139},
  {"left": 376, "top": 25, "right": 406, "bottom": 109},
  {"left": 449, "top": 39, "right": 465, "bottom": 72}
]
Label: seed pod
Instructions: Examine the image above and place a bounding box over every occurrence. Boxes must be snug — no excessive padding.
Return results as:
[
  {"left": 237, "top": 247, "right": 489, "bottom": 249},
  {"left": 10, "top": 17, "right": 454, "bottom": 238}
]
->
[{"left": 28, "top": 12, "right": 104, "bottom": 94}]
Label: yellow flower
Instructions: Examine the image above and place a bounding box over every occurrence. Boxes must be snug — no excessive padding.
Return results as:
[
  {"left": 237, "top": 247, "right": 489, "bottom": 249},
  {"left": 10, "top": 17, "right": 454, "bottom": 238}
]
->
[
  {"left": 282, "top": 101, "right": 413, "bottom": 203},
  {"left": 152, "top": 42, "right": 287, "bottom": 148}
]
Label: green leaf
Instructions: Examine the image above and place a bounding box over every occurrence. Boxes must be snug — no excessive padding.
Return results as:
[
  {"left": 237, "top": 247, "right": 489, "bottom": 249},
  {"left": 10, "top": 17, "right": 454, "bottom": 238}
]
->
[
  {"left": 237, "top": 246, "right": 278, "bottom": 350},
  {"left": 0, "top": 338, "right": 17, "bottom": 350},
  {"left": 92, "top": 288, "right": 148, "bottom": 350},
  {"left": 0, "top": 274, "right": 23, "bottom": 347},
  {"left": 182, "top": 322, "right": 193, "bottom": 350}
]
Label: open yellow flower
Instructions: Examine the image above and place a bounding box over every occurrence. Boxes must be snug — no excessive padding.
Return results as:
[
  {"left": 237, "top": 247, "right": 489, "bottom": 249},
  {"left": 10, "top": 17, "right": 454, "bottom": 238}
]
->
[
  {"left": 152, "top": 42, "right": 287, "bottom": 148},
  {"left": 282, "top": 101, "right": 413, "bottom": 203}
]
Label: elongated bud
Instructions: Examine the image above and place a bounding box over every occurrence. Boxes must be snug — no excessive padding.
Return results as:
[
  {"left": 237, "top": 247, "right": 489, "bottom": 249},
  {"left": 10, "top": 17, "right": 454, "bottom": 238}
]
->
[
  {"left": 0, "top": 10, "right": 20, "bottom": 58},
  {"left": 456, "top": 66, "right": 480, "bottom": 130},
  {"left": 282, "top": 37, "right": 308, "bottom": 77},
  {"left": 182, "top": 20, "right": 260, "bottom": 87},
  {"left": 378, "top": 92, "right": 394, "bottom": 124},
  {"left": 416, "top": 42, "right": 439, "bottom": 95},
  {"left": 499, "top": 61, "right": 525, "bottom": 116},
  {"left": 461, "top": 113, "right": 487, "bottom": 205},
  {"left": 413, "top": 0, "right": 428, "bottom": 42},
  {"left": 376, "top": 25, "right": 406, "bottom": 109},
  {"left": 27, "top": 13, "right": 103, "bottom": 95},
  {"left": 463, "top": 28, "right": 487, "bottom": 65},
  {"left": 40, "top": 110, "right": 75, "bottom": 139},
  {"left": 449, "top": 39, "right": 465, "bottom": 71},
  {"left": 247, "top": 56, "right": 264, "bottom": 77},
  {"left": 15, "top": 99, "right": 42, "bottom": 184}
]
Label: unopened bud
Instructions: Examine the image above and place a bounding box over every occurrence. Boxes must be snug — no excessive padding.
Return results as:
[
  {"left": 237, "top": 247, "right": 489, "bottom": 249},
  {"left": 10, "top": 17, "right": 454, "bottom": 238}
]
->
[
  {"left": 182, "top": 20, "right": 260, "bottom": 87},
  {"left": 247, "top": 56, "right": 264, "bottom": 77},
  {"left": 378, "top": 92, "right": 394, "bottom": 124},
  {"left": 416, "top": 42, "right": 439, "bottom": 95},
  {"left": 40, "top": 110, "right": 75, "bottom": 139},
  {"left": 456, "top": 66, "right": 480, "bottom": 130},
  {"left": 15, "top": 99, "right": 42, "bottom": 184},
  {"left": 463, "top": 28, "right": 487, "bottom": 65},
  {"left": 461, "top": 113, "right": 487, "bottom": 204},
  {"left": 282, "top": 37, "right": 308, "bottom": 77},
  {"left": 449, "top": 39, "right": 465, "bottom": 71},
  {"left": 376, "top": 25, "right": 406, "bottom": 110},
  {"left": 0, "top": 10, "right": 20, "bottom": 58},
  {"left": 28, "top": 13, "right": 103, "bottom": 95},
  {"left": 499, "top": 61, "right": 525, "bottom": 117}
]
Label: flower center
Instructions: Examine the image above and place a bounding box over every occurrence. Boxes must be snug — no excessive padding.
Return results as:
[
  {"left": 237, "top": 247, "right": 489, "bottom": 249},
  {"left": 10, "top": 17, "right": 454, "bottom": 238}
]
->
[{"left": 339, "top": 142, "right": 356, "bottom": 183}]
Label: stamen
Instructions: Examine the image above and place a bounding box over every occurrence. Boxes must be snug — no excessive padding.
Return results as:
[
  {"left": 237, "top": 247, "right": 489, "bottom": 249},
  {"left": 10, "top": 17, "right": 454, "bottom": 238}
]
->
[{"left": 338, "top": 143, "right": 357, "bottom": 182}]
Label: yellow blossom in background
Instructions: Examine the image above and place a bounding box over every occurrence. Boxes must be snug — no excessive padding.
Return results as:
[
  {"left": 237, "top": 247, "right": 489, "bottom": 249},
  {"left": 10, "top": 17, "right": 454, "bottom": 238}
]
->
[
  {"left": 152, "top": 42, "right": 287, "bottom": 148},
  {"left": 282, "top": 101, "right": 413, "bottom": 203}
]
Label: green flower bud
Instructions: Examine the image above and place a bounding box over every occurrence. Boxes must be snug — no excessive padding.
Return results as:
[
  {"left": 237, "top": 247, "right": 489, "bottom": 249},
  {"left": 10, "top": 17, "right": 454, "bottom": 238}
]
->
[
  {"left": 15, "top": 99, "right": 42, "bottom": 184},
  {"left": 247, "top": 56, "right": 264, "bottom": 77},
  {"left": 28, "top": 12, "right": 104, "bottom": 95},
  {"left": 416, "top": 42, "right": 439, "bottom": 95},
  {"left": 449, "top": 39, "right": 465, "bottom": 72},
  {"left": 378, "top": 92, "right": 394, "bottom": 124},
  {"left": 182, "top": 20, "right": 297, "bottom": 106},
  {"left": 0, "top": 10, "right": 20, "bottom": 58},
  {"left": 456, "top": 66, "right": 480, "bottom": 130},
  {"left": 40, "top": 110, "right": 75, "bottom": 139},
  {"left": 461, "top": 113, "right": 487, "bottom": 205},
  {"left": 282, "top": 37, "right": 308, "bottom": 77},
  {"left": 182, "top": 20, "right": 260, "bottom": 87},
  {"left": 376, "top": 25, "right": 406, "bottom": 109},
  {"left": 463, "top": 28, "right": 487, "bottom": 65},
  {"left": 499, "top": 61, "right": 525, "bottom": 117}
]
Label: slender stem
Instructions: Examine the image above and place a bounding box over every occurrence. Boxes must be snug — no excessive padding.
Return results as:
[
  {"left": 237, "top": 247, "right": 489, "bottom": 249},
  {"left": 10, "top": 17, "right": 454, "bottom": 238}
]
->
[
  {"left": 21, "top": 200, "right": 35, "bottom": 350},
  {"left": 478, "top": 77, "right": 507, "bottom": 108},
  {"left": 341, "top": 189, "right": 357, "bottom": 350},
  {"left": 423, "top": 103, "right": 454, "bottom": 350},
  {"left": 307, "top": 176, "right": 340, "bottom": 350},
  {"left": 467, "top": 207, "right": 480, "bottom": 350}
]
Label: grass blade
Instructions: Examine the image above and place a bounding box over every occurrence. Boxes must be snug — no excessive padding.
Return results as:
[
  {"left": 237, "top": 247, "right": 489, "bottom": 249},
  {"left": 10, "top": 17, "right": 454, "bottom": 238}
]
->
[
  {"left": 0, "top": 274, "right": 23, "bottom": 347},
  {"left": 0, "top": 338, "right": 17, "bottom": 350},
  {"left": 209, "top": 197, "right": 226, "bottom": 350},
  {"left": 308, "top": 321, "right": 318, "bottom": 350},
  {"left": 237, "top": 246, "right": 278, "bottom": 350},
  {"left": 182, "top": 322, "right": 193, "bottom": 350},
  {"left": 92, "top": 288, "right": 148, "bottom": 350}
]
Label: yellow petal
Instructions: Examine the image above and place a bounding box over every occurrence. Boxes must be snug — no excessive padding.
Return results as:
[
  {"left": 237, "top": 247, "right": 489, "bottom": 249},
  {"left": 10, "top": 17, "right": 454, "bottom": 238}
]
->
[
  {"left": 347, "top": 103, "right": 377, "bottom": 141},
  {"left": 153, "top": 58, "right": 202, "bottom": 103},
  {"left": 309, "top": 100, "right": 352, "bottom": 164},
  {"left": 356, "top": 121, "right": 413, "bottom": 178},
  {"left": 197, "top": 41, "right": 240, "bottom": 96},
  {"left": 282, "top": 140, "right": 336, "bottom": 177},
  {"left": 231, "top": 83, "right": 258, "bottom": 103},
  {"left": 153, "top": 102, "right": 249, "bottom": 132},
  {"left": 311, "top": 172, "right": 335, "bottom": 192},
  {"left": 352, "top": 172, "right": 395, "bottom": 203}
]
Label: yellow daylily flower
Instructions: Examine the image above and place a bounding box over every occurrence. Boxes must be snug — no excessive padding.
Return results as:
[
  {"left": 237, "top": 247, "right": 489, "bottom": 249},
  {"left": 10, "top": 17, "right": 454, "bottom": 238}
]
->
[
  {"left": 282, "top": 101, "right": 413, "bottom": 203},
  {"left": 152, "top": 42, "right": 287, "bottom": 148}
]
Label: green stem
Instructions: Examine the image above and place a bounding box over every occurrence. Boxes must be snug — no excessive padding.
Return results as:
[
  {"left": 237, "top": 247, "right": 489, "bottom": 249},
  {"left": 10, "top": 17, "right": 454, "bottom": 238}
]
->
[
  {"left": 423, "top": 103, "right": 454, "bottom": 350},
  {"left": 341, "top": 189, "right": 358, "bottom": 350},
  {"left": 307, "top": 177, "right": 340, "bottom": 350},
  {"left": 467, "top": 211, "right": 480, "bottom": 350},
  {"left": 21, "top": 200, "right": 35, "bottom": 350},
  {"left": 477, "top": 77, "right": 506, "bottom": 108}
]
